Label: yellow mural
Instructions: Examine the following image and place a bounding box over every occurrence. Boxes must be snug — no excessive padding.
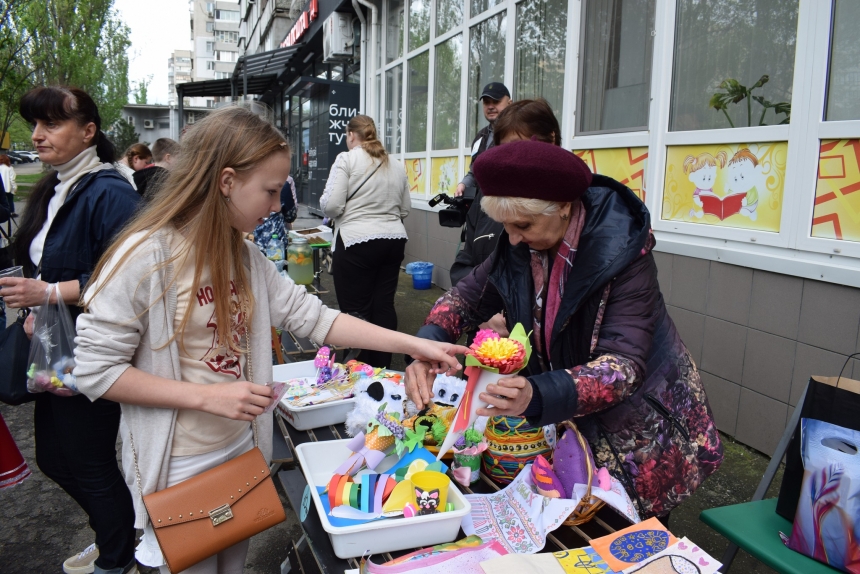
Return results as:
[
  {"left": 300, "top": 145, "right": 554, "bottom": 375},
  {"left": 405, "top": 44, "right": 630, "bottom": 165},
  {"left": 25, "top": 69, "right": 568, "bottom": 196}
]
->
[
  {"left": 661, "top": 142, "right": 787, "bottom": 233},
  {"left": 812, "top": 139, "right": 860, "bottom": 242},
  {"left": 431, "top": 157, "right": 458, "bottom": 196},
  {"left": 405, "top": 158, "right": 426, "bottom": 196},
  {"left": 574, "top": 147, "right": 648, "bottom": 202}
]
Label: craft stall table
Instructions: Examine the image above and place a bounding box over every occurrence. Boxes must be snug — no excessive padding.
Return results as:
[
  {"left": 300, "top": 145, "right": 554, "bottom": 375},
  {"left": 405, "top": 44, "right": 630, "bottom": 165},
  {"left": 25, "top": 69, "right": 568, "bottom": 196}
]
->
[{"left": 273, "top": 414, "right": 635, "bottom": 574}]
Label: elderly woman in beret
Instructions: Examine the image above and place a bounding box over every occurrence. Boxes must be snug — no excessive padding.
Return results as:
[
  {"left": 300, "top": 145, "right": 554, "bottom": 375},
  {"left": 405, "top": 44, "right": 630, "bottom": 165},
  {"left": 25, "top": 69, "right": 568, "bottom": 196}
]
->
[{"left": 406, "top": 139, "right": 723, "bottom": 520}]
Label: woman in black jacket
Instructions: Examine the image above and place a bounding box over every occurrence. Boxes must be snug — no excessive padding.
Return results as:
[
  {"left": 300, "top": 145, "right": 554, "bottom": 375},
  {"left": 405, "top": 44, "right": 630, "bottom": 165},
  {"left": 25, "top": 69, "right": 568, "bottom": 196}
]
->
[{"left": 0, "top": 86, "right": 140, "bottom": 574}]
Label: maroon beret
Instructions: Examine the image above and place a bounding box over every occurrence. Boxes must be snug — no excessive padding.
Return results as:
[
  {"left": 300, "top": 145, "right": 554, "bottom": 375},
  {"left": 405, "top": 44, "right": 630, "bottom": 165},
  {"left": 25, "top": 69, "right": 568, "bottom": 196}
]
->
[{"left": 472, "top": 140, "right": 593, "bottom": 202}]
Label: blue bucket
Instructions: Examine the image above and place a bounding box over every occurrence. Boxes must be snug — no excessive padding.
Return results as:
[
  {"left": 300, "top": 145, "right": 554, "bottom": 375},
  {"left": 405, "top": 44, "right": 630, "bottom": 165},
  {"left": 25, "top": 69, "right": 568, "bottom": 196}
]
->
[{"left": 411, "top": 262, "right": 434, "bottom": 289}]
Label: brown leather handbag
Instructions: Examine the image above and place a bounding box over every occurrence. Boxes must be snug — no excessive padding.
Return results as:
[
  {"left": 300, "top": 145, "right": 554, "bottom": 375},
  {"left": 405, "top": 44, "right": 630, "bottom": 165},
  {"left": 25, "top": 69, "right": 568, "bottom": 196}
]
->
[{"left": 129, "top": 304, "right": 286, "bottom": 573}]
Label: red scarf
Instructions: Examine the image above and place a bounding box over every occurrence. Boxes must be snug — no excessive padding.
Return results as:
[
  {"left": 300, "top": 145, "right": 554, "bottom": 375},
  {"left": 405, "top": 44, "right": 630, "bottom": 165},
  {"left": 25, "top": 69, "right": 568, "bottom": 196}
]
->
[{"left": 530, "top": 201, "right": 586, "bottom": 368}]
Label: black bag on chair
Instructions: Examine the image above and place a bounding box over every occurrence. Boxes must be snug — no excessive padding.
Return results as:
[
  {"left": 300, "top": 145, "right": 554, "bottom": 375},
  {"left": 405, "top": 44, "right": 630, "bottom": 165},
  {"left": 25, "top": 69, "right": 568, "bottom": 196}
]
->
[
  {"left": 775, "top": 366, "right": 860, "bottom": 521},
  {"left": 0, "top": 309, "right": 35, "bottom": 406}
]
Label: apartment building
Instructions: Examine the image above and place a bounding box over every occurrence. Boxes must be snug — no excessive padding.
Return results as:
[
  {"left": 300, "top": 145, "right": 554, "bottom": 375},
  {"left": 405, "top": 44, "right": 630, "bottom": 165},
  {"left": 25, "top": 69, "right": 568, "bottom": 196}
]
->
[
  {"left": 239, "top": 0, "right": 293, "bottom": 55},
  {"left": 189, "top": 0, "right": 241, "bottom": 107},
  {"left": 167, "top": 49, "right": 193, "bottom": 106}
]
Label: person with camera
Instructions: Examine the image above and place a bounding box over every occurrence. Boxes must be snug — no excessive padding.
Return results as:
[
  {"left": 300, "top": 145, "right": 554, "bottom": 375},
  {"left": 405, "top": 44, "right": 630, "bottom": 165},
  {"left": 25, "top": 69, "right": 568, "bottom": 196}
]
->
[{"left": 450, "top": 83, "right": 510, "bottom": 293}]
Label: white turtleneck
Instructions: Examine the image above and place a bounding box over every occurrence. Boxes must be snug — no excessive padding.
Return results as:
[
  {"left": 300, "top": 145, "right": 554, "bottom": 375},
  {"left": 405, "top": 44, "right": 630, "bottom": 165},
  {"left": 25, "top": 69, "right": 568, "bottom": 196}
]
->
[{"left": 29, "top": 146, "right": 111, "bottom": 273}]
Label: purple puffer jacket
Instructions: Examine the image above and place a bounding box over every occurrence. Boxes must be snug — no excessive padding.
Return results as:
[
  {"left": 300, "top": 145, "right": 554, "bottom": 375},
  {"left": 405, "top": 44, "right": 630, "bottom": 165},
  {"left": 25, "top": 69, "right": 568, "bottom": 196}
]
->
[{"left": 417, "top": 175, "right": 723, "bottom": 518}]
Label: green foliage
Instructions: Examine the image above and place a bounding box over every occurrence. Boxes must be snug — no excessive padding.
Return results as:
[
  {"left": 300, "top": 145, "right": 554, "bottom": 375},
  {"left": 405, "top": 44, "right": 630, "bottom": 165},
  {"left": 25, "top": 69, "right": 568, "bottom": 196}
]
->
[
  {"left": 0, "top": 0, "right": 132, "bottom": 140},
  {"left": 463, "top": 426, "right": 483, "bottom": 447},
  {"left": 109, "top": 118, "right": 139, "bottom": 154},
  {"left": 134, "top": 75, "right": 152, "bottom": 105},
  {"left": 709, "top": 75, "right": 791, "bottom": 128}
]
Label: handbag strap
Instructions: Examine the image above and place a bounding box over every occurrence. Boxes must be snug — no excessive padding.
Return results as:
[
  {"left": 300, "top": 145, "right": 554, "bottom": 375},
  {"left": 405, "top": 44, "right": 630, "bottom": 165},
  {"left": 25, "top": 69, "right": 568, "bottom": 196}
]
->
[
  {"left": 128, "top": 288, "right": 259, "bottom": 500},
  {"left": 346, "top": 160, "right": 382, "bottom": 202}
]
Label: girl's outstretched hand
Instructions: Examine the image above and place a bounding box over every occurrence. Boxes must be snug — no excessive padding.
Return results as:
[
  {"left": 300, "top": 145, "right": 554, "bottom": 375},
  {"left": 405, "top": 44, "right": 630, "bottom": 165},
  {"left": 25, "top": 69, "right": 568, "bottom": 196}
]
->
[{"left": 408, "top": 338, "right": 469, "bottom": 375}]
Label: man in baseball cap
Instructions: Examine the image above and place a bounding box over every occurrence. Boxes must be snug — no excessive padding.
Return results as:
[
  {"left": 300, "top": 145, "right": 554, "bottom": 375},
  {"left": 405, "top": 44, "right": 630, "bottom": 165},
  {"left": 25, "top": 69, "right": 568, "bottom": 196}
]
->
[{"left": 450, "top": 82, "right": 511, "bottom": 282}]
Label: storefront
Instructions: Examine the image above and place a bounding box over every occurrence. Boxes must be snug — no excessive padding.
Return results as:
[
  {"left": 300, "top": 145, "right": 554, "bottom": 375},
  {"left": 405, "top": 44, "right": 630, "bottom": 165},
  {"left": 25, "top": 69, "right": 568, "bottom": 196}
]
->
[{"left": 364, "top": 0, "right": 860, "bottom": 455}]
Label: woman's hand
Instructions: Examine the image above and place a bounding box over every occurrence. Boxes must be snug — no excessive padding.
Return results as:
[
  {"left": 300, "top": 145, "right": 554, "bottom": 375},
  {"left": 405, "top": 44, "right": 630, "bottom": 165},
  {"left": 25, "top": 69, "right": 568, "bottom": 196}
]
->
[
  {"left": 200, "top": 381, "right": 273, "bottom": 421},
  {"left": 476, "top": 375, "right": 533, "bottom": 417},
  {"left": 405, "top": 360, "right": 435, "bottom": 410},
  {"left": 0, "top": 277, "right": 49, "bottom": 308},
  {"left": 479, "top": 313, "right": 509, "bottom": 337}
]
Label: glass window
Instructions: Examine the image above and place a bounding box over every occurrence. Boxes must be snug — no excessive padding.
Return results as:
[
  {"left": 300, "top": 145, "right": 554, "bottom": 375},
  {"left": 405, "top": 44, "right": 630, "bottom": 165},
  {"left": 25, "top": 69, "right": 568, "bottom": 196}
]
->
[
  {"left": 436, "top": 0, "right": 462, "bottom": 37},
  {"left": 385, "top": 65, "right": 403, "bottom": 154},
  {"left": 825, "top": 0, "right": 860, "bottom": 121},
  {"left": 514, "top": 0, "right": 567, "bottom": 119},
  {"left": 471, "top": 0, "right": 502, "bottom": 19},
  {"left": 206, "top": 41, "right": 215, "bottom": 53},
  {"left": 433, "top": 34, "right": 463, "bottom": 149},
  {"left": 387, "top": 0, "right": 404, "bottom": 63},
  {"left": 467, "top": 12, "right": 506, "bottom": 137},
  {"left": 578, "top": 0, "right": 654, "bottom": 134},
  {"left": 407, "top": 51, "right": 430, "bottom": 152},
  {"left": 206, "top": 22, "right": 214, "bottom": 33},
  {"left": 215, "top": 9, "right": 239, "bottom": 21},
  {"left": 409, "top": 0, "right": 430, "bottom": 51},
  {"left": 670, "top": 0, "right": 798, "bottom": 131}
]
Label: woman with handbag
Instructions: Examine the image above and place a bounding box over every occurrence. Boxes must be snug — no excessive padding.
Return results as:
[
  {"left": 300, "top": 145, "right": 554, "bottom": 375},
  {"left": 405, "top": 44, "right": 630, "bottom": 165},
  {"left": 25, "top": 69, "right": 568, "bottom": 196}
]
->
[
  {"left": 320, "top": 115, "right": 411, "bottom": 369},
  {"left": 72, "top": 106, "right": 467, "bottom": 574},
  {"left": 405, "top": 105, "right": 724, "bottom": 521},
  {"left": 0, "top": 86, "right": 140, "bottom": 574}
]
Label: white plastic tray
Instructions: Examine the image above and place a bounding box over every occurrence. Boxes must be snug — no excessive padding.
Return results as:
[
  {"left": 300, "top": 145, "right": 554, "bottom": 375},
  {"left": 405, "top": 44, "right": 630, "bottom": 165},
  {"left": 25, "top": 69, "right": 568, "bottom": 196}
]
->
[
  {"left": 273, "top": 361, "right": 356, "bottom": 431},
  {"left": 295, "top": 440, "right": 471, "bottom": 559}
]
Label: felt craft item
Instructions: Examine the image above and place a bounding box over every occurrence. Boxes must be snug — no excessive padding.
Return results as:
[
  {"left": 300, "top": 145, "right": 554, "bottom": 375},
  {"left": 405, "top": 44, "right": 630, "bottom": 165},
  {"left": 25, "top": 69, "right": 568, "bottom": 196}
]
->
[
  {"left": 589, "top": 517, "right": 678, "bottom": 573},
  {"left": 437, "top": 324, "right": 532, "bottom": 459},
  {"left": 554, "top": 422, "right": 596, "bottom": 498},
  {"left": 621, "top": 538, "right": 722, "bottom": 574},
  {"left": 531, "top": 454, "right": 565, "bottom": 498},
  {"left": 472, "top": 139, "right": 593, "bottom": 202}
]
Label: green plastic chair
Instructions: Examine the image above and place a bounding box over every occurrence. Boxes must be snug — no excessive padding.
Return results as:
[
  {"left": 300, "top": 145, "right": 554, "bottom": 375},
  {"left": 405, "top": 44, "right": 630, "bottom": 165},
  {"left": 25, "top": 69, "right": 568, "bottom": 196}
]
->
[{"left": 699, "top": 384, "right": 841, "bottom": 573}]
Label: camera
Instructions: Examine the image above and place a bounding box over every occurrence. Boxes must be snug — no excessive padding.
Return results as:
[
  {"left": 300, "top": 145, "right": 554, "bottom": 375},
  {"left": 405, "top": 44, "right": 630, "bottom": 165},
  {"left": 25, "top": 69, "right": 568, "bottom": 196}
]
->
[{"left": 428, "top": 187, "right": 476, "bottom": 228}]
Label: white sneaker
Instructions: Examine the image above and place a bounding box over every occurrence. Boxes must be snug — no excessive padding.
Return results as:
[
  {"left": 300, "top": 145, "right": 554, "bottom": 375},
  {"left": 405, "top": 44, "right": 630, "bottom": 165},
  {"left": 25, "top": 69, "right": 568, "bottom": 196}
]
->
[{"left": 63, "top": 543, "right": 99, "bottom": 574}]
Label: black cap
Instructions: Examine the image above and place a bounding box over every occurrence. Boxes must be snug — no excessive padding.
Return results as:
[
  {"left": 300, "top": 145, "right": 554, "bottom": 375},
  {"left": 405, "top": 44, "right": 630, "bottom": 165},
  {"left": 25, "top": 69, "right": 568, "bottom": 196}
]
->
[{"left": 480, "top": 82, "right": 510, "bottom": 101}]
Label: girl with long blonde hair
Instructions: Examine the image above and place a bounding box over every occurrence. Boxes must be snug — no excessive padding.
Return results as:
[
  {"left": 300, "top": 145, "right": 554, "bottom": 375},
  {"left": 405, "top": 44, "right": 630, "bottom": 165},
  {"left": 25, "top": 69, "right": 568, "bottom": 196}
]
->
[{"left": 73, "top": 106, "right": 466, "bottom": 574}]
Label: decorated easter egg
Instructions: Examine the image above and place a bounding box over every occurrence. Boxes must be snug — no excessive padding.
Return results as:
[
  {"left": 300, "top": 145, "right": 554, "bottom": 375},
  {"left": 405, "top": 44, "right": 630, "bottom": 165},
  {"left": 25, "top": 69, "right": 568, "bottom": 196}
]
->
[{"left": 402, "top": 502, "right": 418, "bottom": 518}]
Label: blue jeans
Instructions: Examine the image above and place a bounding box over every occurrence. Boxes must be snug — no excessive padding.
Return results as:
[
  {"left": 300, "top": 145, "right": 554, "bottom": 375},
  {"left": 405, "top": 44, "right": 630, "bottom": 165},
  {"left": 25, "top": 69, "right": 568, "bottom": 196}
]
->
[{"left": 34, "top": 393, "right": 136, "bottom": 571}]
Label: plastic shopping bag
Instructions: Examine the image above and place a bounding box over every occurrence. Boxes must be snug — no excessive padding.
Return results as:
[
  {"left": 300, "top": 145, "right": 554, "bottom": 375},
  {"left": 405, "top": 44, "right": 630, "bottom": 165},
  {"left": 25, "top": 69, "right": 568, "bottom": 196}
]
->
[
  {"left": 786, "top": 418, "right": 860, "bottom": 573},
  {"left": 26, "top": 284, "right": 78, "bottom": 396}
]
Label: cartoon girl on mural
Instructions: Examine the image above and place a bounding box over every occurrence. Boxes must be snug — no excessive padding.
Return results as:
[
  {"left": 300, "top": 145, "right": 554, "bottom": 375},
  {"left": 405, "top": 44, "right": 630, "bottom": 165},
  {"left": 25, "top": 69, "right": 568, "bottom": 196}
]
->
[{"left": 684, "top": 151, "right": 727, "bottom": 219}]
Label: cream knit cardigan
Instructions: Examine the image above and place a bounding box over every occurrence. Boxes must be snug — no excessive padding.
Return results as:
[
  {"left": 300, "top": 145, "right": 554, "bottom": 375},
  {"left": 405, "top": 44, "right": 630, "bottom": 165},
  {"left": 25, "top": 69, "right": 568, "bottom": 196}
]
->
[{"left": 74, "top": 229, "right": 339, "bottom": 528}]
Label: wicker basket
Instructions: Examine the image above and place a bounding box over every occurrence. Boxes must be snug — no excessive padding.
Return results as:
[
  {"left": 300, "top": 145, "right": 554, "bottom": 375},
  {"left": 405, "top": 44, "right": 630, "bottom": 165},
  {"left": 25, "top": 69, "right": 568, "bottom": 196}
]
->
[{"left": 560, "top": 420, "right": 606, "bottom": 526}]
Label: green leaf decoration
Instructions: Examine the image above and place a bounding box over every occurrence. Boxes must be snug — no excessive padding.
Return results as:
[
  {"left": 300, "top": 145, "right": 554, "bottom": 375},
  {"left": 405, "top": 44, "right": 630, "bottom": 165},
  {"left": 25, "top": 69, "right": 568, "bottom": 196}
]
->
[{"left": 403, "top": 427, "right": 425, "bottom": 454}]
